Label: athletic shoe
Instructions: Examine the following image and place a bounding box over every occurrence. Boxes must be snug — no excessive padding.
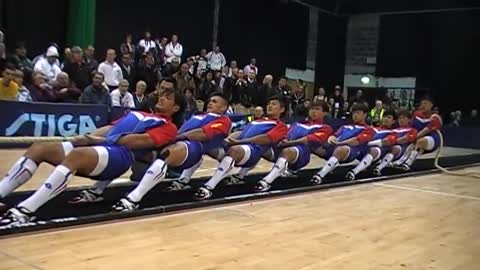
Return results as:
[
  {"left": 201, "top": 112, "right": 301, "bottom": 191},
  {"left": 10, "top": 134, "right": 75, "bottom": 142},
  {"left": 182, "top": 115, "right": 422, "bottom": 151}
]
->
[
  {"left": 193, "top": 187, "right": 213, "bottom": 201},
  {"left": 310, "top": 174, "right": 323, "bottom": 185},
  {"left": 112, "top": 198, "right": 139, "bottom": 212},
  {"left": 345, "top": 171, "right": 356, "bottom": 181},
  {"left": 372, "top": 168, "right": 382, "bottom": 177},
  {"left": 0, "top": 207, "right": 35, "bottom": 225},
  {"left": 281, "top": 169, "right": 298, "bottom": 178},
  {"left": 224, "top": 175, "right": 245, "bottom": 186},
  {"left": 254, "top": 180, "right": 271, "bottom": 192},
  {"left": 163, "top": 179, "right": 191, "bottom": 191},
  {"left": 68, "top": 189, "right": 104, "bottom": 204},
  {"left": 398, "top": 164, "right": 411, "bottom": 171}
]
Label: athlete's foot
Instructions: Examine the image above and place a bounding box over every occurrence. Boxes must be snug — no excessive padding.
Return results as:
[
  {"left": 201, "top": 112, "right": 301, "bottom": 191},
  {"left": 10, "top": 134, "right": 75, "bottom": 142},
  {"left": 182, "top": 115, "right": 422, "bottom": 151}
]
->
[
  {"left": 68, "top": 189, "right": 104, "bottom": 204},
  {"left": 254, "top": 180, "right": 271, "bottom": 192},
  {"left": 193, "top": 187, "right": 213, "bottom": 201},
  {"left": 281, "top": 169, "right": 298, "bottom": 178},
  {"left": 163, "top": 179, "right": 191, "bottom": 191},
  {"left": 345, "top": 171, "right": 356, "bottom": 181},
  {"left": 310, "top": 174, "right": 323, "bottom": 185},
  {"left": 0, "top": 207, "right": 36, "bottom": 226},
  {"left": 112, "top": 198, "right": 139, "bottom": 212},
  {"left": 398, "top": 164, "right": 411, "bottom": 172},
  {"left": 224, "top": 175, "right": 245, "bottom": 186},
  {"left": 372, "top": 168, "right": 382, "bottom": 177}
]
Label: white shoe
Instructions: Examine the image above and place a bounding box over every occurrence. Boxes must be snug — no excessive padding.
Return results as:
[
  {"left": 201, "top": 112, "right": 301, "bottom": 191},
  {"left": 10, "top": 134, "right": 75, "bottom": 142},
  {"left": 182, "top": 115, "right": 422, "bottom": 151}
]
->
[
  {"left": 163, "top": 179, "right": 191, "bottom": 191},
  {"left": 310, "top": 175, "right": 323, "bottom": 185},
  {"left": 68, "top": 189, "right": 104, "bottom": 204},
  {"left": 345, "top": 171, "right": 356, "bottom": 181},
  {"left": 224, "top": 175, "right": 245, "bottom": 186},
  {"left": 194, "top": 187, "right": 213, "bottom": 201},
  {"left": 0, "top": 207, "right": 35, "bottom": 225},
  {"left": 254, "top": 180, "right": 271, "bottom": 192},
  {"left": 112, "top": 198, "right": 139, "bottom": 212}
]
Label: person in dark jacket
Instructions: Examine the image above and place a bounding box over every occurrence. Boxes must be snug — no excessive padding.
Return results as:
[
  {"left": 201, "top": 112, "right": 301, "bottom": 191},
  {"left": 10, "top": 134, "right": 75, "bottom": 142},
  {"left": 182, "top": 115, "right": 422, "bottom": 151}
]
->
[{"left": 79, "top": 72, "right": 111, "bottom": 106}]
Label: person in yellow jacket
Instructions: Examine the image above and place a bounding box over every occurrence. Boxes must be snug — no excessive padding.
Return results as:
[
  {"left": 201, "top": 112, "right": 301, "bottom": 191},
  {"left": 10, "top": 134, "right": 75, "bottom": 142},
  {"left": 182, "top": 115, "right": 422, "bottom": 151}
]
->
[
  {"left": 0, "top": 64, "right": 19, "bottom": 101},
  {"left": 370, "top": 100, "right": 385, "bottom": 126}
]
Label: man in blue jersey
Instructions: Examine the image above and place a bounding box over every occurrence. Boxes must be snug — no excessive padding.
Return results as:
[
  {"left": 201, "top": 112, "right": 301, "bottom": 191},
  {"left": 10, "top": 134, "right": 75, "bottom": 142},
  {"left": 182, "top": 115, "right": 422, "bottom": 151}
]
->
[
  {"left": 0, "top": 79, "right": 185, "bottom": 224},
  {"left": 194, "top": 96, "right": 289, "bottom": 200},
  {"left": 254, "top": 100, "right": 333, "bottom": 192}
]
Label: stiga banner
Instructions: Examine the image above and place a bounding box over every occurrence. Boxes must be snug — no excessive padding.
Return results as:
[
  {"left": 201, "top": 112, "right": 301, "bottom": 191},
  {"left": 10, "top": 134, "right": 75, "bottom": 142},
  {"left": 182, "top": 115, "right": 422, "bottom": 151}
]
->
[{"left": 0, "top": 100, "right": 109, "bottom": 137}]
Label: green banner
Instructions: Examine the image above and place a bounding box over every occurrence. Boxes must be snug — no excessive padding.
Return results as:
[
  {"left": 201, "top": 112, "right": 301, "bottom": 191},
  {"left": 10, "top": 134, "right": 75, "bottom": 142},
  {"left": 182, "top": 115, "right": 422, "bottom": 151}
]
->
[{"left": 67, "top": 0, "right": 96, "bottom": 48}]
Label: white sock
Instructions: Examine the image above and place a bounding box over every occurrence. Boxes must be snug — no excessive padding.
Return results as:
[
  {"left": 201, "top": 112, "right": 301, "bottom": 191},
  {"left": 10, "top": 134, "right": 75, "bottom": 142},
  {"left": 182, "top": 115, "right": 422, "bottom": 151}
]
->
[
  {"left": 404, "top": 150, "right": 421, "bottom": 166},
  {"left": 127, "top": 159, "right": 167, "bottom": 203},
  {"left": 204, "top": 156, "right": 235, "bottom": 190},
  {"left": 317, "top": 157, "right": 339, "bottom": 178},
  {"left": 376, "top": 153, "right": 394, "bottom": 171},
  {"left": 393, "top": 152, "right": 409, "bottom": 166},
  {"left": 237, "top": 166, "right": 253, "bottom": 179},
  {"left": 91, "top": 180, "right": 113, "bottom": 194},
  {"left": 352, "top": 154, "right": 374, "bottom": 175},
  {"left": 0, "top": 157, "right": 38, "bottom": 198},
  {"left": 19, "top": 165, "right": 73, "bottom": 212},
  {"left": 263, "top": 157, "right": 288, "bottom": 184},
  {"left": 179, "top": 158, "right": 203, "bottom": 182}
]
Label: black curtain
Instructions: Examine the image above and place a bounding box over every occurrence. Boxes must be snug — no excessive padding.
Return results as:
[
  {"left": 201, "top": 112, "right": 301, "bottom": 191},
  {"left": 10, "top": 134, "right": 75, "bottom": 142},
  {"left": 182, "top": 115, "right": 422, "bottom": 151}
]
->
[
  {"left": 377, "top": 10, "right": 480, "bottom": 114},
  {"left": 95, "top": 0, "right": 214, "bottom": 60},
  {"left": 285, "top": 2, "right": 309, "bottom": 70},
  {"left": 2, "top": 0, "right": 68, "bottom": 57},
  {"left": 314, "top": 14, "right": 347, "bottom": 95}
]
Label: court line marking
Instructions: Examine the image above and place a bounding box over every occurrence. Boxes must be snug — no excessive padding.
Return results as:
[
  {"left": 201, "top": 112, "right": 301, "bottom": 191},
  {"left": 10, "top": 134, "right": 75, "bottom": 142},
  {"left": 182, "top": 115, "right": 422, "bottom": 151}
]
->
[
  {"left": 373, "top": 182, "right": 480, "bottom": 201},
  {"left": 0, "top": 250, "right": 45, "bottom": 270}
]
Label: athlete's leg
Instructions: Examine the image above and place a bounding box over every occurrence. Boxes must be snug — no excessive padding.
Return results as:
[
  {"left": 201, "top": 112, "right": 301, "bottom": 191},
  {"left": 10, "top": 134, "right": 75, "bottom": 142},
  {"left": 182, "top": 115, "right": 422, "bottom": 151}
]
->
[
  {"left": 347, "top": 147, "right": 381, "bottom": 180},
  {"left": 311, "top": 145, "right": 351, "bottom": 184},
  {"left": 374, "top": 145, "right": 402, "bottom": 175}
]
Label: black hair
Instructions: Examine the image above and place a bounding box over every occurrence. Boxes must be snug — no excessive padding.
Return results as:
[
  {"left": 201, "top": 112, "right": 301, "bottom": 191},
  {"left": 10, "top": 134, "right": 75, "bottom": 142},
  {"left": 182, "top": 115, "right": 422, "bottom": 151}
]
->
[
  {"left": 158, "top": 89, "right": 186, "bottom": 128},
  {"left": 351, "top": 103, "right": 369, "bottom": 113},
  {"left": 397, "top": 109, "right": 412, "bottom": 118},
  {"left": 15, "top": 41, "right": 26, "bottom": 49},
  {"left": 158, "top": 77, "right": 177, "bottom": 89},
  {"left": 92, "top": 71, "right": 104, "bottom": 79},
  {"left": 311, "top": 100, "right": 330, "bottom": 113},
  {"left": 383, "top": 108, "right": 397, "bottom": 120},
  {"left": 183, "top": 87, "right": 194, "bottom": 95},
  {"left": 268, "top": 95, "right": 286, "bottom": 109},
  {"left": 209, "top": 92, "right": 230, "bottom": 106},
  {"left": 420, "top": 95, "right": 435, "bottom": 105}
]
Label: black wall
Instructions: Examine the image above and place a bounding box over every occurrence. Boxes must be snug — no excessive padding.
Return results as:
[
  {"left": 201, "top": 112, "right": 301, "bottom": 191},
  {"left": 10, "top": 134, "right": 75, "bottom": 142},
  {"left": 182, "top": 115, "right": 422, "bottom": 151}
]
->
[{"left": 377, "top": 10, "right": 480, "bottom": 113}]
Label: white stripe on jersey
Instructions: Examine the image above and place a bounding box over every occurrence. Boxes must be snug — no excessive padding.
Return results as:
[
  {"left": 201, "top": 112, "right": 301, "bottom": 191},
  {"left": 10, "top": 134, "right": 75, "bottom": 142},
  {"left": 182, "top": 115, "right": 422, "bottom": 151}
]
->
[{"left": 295, "top": 123, "right": 324, "bottom": 130}]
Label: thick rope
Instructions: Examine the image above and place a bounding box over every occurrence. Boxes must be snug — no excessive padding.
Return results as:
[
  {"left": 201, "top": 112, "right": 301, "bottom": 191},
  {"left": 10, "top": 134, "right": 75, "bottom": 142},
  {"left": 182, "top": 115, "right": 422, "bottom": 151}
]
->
[{"left": 0, "top": 136, "right": 75, "bottom": 144}]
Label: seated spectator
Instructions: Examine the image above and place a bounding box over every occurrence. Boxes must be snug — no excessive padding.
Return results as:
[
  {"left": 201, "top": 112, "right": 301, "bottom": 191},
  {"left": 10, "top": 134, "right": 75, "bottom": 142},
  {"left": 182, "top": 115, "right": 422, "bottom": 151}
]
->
[
  {"left": 183, "top": 87, "right": 198, "bottom": 120},
  {"left": 206, "top": 45, "right": 226, "bottom": 71},
  {"left": 369, "top": 100, "right": 385, "bottom": 126},
  {"left": 136, "top": 52, "right": 161, "bottom": 94},
  {"left": 133, "top": 80, "right": 147, "bottom": 108},
  {"left": 257, "top": 74, "right": 272, "bottom": 109},
  {"left": 245, "top": 70, "right": 258, "bottom": 107},
  {"left": 29, "top": 72, "right": 57, "bottom": 102},
  {"left": 227, "top": 60, "right": 237, "bottom": 78},
  {"left": 350, "top": 88, "right": 365, "bottom": 105},
  {"left": 34, "top": 46, "right": 61, "bottom": 83},
  {"left": 137, "top": 31, "right": 156, "bottom": 56},
  {"left": 464, "top": 109, "right": 479, "bottom": 126},
  {"left": 291, "top": 83, "right": 305, "bottom": 113},
  {"left": 254, "top": 106, "right": 264, "bottom": 120},
  {"left": 120, "top": 33, "right": 135, "bottom": 57},
  {"left": 0, "top": 64, "right": 19, "bottom": 101},
  {"left": 52, "top": 72, "right": 81, "bottom": 103},
  {"left": 313, "top": 87, "right": 327, "bottom": 102},
  {"left": 294, "top": 99, "right": 310, "bottom": 119},
  {"left": 198, "top": 71, "right": 217, "bottom": 107},
  {"left": 0, "top": 42, "right": 6, "bottom": 72},
  {"left": 13, "top": 69, "right": 32, "bottom": 102},
  {"left": 243, "top": 58, "right": 258, "bottom": 75},
  {"left": 80, "top": 72, "right": 111, "bottom": 106},
  {"left": 12, "top": 42, "right": 33, "bottom": 78},
  {"left": 111, "top": 79, "right": 135, "bottom": 108},
  {"left": 62, "top": 46, "right": 92, "bottom": 90},
  {"left": 61, "top": 47, "right": 72, "bottom": 69},
  {"left": 173, "top": 63, "right": 196, "bottom": 93},
  {"left": 97, "top": 49, "right": 123, "bottom": 91},
  {"left": 234, "top": 69, "right": 248, "bottom": 107},
  {"left": 83, "top": 45, "right": 98, "bottom": 72},
  {"left": 119, "top": 53, "right": 135, "bottom": 87},
  {"left": 165, "top": 34, "right": 183, "bottom": 64}
]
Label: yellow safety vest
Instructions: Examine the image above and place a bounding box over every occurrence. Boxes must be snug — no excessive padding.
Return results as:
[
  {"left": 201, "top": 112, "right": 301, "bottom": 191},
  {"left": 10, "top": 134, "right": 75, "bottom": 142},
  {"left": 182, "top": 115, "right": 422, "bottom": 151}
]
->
[{"left": 370, "top": 108, "right": 384, "bottom": 120}]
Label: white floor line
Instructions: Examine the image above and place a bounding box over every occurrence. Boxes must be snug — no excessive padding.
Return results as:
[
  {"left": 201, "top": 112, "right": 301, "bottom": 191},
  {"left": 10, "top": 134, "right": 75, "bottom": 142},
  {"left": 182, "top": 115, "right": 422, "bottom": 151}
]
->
[{"left": 373, "top": 182, "right": 480, "bottom": 201}]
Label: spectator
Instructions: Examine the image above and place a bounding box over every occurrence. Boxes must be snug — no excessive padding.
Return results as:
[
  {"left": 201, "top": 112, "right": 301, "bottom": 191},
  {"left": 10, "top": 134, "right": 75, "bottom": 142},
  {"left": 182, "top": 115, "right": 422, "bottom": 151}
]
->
[
  {"left": 12, "top": 42, "right": 33, "bottom": 77},
  {"left": 254, "top": 106, "right": 264, "bottom": 120},
  {"left": 257, "top": 74, "right": 272, "bottom": 108},
  {"left": 245, "top": 70, "right": 258, "bottom": 107},
  {"left": 186, "top": 57, "right": 196, "bottom": 76},
  {"left": 83, "top": 45, "right": 98, "bottom": 71},
  {"left": 234, "top": 69, "right": 248, "bottom": 107},
  {"left": 227, "top": 60, "right": 237, "bottom": 77},
  {"left": 165, "top": 34, "right": 183, "bottom": 63},
  {"left": 350, "top": 88, "right": 365, "bottom": 105},
  {"left": 198, "top": 71, "right": 217, "bottom": 105},
  {"left": 62, "top": 46, "right": 92, "bottom": 90},
  {"left": 206, "top": 45, "right": 226, "bottom": 71},
  {"left": 0, "top": 64, "right": 19, "bottom": 101},
  {"left": 111, "top": 79, "right": 135, "bottom": 108},
  {"left": 80, "top": 72, "right": 111, "bottom": 105},
  {"left": 464, "top": 109, "right": 479, "bottom": 126},
  {"left": 369, "top": 100, "right": 385, "bottom": 126},
  {"left": 270, "top": 76, "right": 291, "bottom": 112},
  {"left": 13, "top": 69, "right": 32, "bottom": 102},
  {"left": 390, "top": 99, "right": 400, "bottom": 113},
  {"left": 62, "top": 47, "right": 72, "bottom": 69},
  {"left": 223, "top": 67, "right": 238, "bottom": 102},
  {"left": 133, "top": 80, "right": 147, "bottom": 108},
  {"left": 120, "top": 33, "right": 135, "bottom": 56},
  {"left": 313, "top": 87, "right": 327, "bottom": 102},
  {"left": 332, "top": 87, "right": 345, "bottom": 118},
  {"left": 294, "top": 99, "right": 310, "bottom": 119},
  {"left": 97, "top": 49, "right": 123, "bottom": 91},
  {"left": 119, "top": 53, "right": 135, "bottom": 87},
  {"left": 196, "top": 49, "right": 208, "bottom": 76},
  {"left": 138, "top": 31, "right": 156, "bottom": 55},
  {"left": 29, "top": 72, "right": 57, "bottom": 102},
  {"left": 136, "top": 52, "right": 161, "bottom": 94},
  {"left": 291, "top": 83, "right": 305, "bottom": 113},
  {"left": 52, "top": 72, "right": 81, "bottom": 103},
  {"left": 34, "top": 46, "right": 61, "bottom": 83},
  {"left": 173, "top": 63, "right": 196, "bottom": 94},
  {"left": 184, "top": 87, "right": 198, "bottom": 119},
  {"left": 156, "top": 37, "right": 168, "bottom": 66},
  {"left": 244, "top": 58, "right": 258, "bottom": 75}
]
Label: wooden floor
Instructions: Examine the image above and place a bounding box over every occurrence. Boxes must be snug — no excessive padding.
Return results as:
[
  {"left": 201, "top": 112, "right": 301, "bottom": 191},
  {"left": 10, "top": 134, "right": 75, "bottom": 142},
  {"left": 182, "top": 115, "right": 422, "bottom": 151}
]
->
[
  {"left": 0, "top": 146, "right": 479, "bottom": 192},
  {"left": 0, "top": 167, "right": 479, "bottom": 270}
]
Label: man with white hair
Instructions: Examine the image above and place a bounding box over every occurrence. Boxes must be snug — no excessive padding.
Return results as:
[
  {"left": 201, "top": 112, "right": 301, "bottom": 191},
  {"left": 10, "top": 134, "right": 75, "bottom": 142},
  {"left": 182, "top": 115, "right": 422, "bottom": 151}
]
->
[
  {"left": 33, "top": 46, "right": 61, "bottom": 83},
  {"left": 369, "top": 100, "right": 384, "bottom": 126},
  {"left": 110, "top": 79, "right": 135, "bottom": 108},
  {"left": 52, "top": 72, "right": 81, "bottom": 103}
]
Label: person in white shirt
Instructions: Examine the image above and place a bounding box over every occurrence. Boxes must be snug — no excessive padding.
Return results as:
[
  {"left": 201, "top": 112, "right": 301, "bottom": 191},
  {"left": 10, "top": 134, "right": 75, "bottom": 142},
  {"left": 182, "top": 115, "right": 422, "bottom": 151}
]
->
[
  {"left": 243, "top": 58, "right": 258, "bottom": 75},
  {"left": 97, "top": 49, "right": 123, "bottom": 91},
  {"left": 227, "top": 60, "right": 237, "bottom": 77},
  {"left": 205, "top": 46, "right": 226, "bottom": 71},
  {"left": 138, "top": 31, "right": 156, "bottom": 55},
  {"left": 33, "top": 46, "right": 61, "bottom": 83},
  {"left": 165, "top": 34, "right": 183, "bottom": 63},
  {"left": 110, "top": 79, "right": 135, "bottom": 108}
]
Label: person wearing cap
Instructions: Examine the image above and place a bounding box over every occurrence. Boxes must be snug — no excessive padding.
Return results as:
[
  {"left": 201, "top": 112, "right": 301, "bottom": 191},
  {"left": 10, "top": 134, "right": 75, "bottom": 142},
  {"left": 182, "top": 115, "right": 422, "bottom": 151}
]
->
[{"left": 33, "top": 46, "right": 61, "bottom": 83}]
